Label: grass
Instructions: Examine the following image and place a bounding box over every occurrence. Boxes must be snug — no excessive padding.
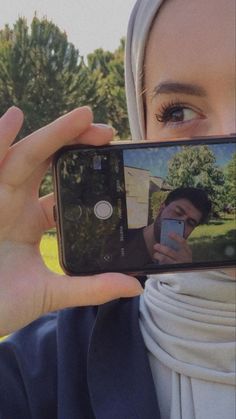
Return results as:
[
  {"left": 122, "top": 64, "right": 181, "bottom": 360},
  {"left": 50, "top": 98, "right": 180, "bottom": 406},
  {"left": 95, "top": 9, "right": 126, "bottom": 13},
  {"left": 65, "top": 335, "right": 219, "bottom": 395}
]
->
[
  {"left": 190, "top": 217, "right": 235, "bottom": 239},
  {"left": 39, "top": 232, "right": 63, "bottom": 274},
  {"left": 189, "top": 215, "right": 235, "bottom": 262}
]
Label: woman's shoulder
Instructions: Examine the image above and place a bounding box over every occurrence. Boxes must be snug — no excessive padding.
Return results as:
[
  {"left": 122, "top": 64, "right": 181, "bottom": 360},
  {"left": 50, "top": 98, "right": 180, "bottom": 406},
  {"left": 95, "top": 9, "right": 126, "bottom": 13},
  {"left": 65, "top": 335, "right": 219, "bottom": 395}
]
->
[
  {"left": 1, "top": 297, "right": 140, "bottom": 358},
  {"left": 0, "top": 306, "right": 100, "bottom": 418}
]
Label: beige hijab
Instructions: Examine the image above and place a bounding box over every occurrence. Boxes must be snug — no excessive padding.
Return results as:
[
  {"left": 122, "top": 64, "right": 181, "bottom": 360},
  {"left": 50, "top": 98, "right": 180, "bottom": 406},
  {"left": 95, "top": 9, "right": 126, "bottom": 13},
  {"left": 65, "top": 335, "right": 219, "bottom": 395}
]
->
[
  {"left": 139, "top": 272, "right": 236, "bottom": 419},
  {"left": 125, "top": 0, "right": 165, "bottom": 140},
  {"left": 125, "top": 1, "right": 236, "bottom": 418}
]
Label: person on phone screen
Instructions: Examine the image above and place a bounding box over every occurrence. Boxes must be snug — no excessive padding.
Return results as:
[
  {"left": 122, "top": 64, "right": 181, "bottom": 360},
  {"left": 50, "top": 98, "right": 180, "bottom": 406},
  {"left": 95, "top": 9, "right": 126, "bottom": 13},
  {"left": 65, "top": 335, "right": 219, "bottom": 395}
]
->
[
  {"left": 0, "top": 0, "right": 235, "bottom": 418},
  {"left": 122, "top": 186, "right": 212, "bottom": 267}
]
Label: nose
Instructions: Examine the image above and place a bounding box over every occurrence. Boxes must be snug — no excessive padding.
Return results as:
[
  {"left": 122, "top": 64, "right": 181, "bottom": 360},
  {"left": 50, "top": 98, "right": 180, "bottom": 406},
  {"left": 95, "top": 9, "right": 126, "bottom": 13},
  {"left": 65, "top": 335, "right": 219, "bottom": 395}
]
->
[
  {"left": 184, "top": 227, "right": 192, "bottom": 240},
  {"left": 183, "top": 219, "right": 194, "bottom": 239}
]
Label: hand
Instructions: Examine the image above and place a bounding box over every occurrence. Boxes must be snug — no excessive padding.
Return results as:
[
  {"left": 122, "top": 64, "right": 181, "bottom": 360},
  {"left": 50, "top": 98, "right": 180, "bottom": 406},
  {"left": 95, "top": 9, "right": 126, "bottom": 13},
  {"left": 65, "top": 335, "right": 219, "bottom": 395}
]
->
[
  {"left": 0, "top": 107, "right": 142, "bottom": 336},
  {"left": 153, "top": 232, "right": 192, "bottom": 264}
]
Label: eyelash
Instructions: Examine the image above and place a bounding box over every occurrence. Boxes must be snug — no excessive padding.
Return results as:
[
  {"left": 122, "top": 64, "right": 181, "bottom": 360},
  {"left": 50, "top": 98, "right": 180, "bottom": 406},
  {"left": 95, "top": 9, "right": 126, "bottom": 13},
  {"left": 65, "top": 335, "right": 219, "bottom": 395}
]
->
[{"left": 155, "top": 100, "right": 196, "bottom": 125}]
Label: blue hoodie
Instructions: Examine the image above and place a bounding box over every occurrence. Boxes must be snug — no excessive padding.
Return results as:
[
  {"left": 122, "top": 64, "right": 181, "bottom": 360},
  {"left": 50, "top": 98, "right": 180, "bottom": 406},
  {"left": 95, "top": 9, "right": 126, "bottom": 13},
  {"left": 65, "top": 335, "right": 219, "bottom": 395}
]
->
[{"left": 0, "top": 297, "right": 160, "bottom": 419}]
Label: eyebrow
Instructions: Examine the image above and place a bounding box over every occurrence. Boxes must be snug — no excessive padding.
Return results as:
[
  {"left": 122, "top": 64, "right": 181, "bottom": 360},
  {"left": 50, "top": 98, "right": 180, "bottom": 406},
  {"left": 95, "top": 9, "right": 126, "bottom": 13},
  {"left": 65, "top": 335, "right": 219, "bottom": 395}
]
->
[{"left": 153, "top": 81, "right": 207, "bottom": 98}]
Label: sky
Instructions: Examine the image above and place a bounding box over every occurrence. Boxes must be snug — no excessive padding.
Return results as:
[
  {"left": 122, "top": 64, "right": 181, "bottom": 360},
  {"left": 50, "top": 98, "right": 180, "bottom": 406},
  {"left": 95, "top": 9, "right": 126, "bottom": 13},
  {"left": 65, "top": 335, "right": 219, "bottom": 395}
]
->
[
  {"left": 123, "top": 143, "right": 236, "bottom": 178},
  {"left": 0, "top": 0, "right": 136, "bottom": 57}
]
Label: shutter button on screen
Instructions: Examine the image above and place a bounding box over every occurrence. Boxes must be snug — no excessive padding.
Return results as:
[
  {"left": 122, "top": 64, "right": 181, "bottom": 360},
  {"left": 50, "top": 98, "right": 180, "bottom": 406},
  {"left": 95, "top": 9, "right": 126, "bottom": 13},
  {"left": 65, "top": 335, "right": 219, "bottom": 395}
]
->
[{"left": 94, "top": 201, "right": 113, "bottom": 220}]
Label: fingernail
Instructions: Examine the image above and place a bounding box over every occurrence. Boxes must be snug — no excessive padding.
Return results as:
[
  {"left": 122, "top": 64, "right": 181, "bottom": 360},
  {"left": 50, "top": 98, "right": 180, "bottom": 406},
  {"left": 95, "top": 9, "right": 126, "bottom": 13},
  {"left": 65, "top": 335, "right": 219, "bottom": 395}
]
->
[
  {"left": 96, "top": 123, "right": 113, "bottom": 129},
  {"left": 96, "top": 124, "right": 117, "bottom": 136}
]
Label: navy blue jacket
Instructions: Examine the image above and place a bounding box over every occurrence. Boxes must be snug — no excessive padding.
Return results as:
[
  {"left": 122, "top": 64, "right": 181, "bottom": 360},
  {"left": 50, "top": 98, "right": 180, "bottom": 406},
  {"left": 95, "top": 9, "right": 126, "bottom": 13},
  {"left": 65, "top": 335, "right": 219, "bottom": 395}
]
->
[{"left": 0, "top": 297, "right": 160, "bottom": 418}]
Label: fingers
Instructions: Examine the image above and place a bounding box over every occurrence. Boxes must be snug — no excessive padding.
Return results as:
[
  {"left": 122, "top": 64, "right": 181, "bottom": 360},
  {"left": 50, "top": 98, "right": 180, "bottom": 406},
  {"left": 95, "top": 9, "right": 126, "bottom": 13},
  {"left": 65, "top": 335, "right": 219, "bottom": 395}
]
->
[
  {"left": 0, "top": 107, "right": 93, "bottom": 187},
  {"left": 168, "top": 232, "right": 186, "bottom": 244},
  {"left": 45, "top": 272, "right": 144, "bottom": 312},
  {"left": 153, "top": 243, "right": 176, "bottom": 264},
  {"left": 153, "top": 252, "right": 173, "bottom": 264},
  {"left": 24, "top": 122, "right": 115, "bottom": 195},
  {"left": 153, "top": 235, "right": 192, "bottom": 264},
  {"left": 0, "top": 107, "right": 24, "bottom": 161},
  {"left": 69, "top": 123, "right": 114, "bottom": 145},
  {"left": 168, "top": 233, "right": 192, "bottom": 258}
]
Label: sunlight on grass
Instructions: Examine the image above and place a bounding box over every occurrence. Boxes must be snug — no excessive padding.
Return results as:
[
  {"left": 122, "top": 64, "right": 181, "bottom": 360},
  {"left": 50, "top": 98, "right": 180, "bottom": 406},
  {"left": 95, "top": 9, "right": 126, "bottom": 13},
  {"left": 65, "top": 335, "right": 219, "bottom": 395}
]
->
[
  {"left": 189, "top": 216, "right": 235, "bottom": 262},
  {"left": 40, "top": 232, "right": 63, "bottom": 274},
  {"left": 190, "top": 218, "right": 235, "bottom": 239}
]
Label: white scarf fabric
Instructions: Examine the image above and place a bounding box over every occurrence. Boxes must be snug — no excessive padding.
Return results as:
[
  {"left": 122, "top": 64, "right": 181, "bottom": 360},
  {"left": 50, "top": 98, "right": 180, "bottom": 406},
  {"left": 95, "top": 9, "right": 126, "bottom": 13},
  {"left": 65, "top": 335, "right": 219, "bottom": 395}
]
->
[{"left": 139, "top": 272, "right": 236, "bottom": 419}]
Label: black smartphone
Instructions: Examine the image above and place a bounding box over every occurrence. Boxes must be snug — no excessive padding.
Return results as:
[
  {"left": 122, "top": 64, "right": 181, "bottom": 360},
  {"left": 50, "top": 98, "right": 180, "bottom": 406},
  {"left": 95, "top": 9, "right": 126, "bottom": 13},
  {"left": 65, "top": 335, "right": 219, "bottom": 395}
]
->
[{"left": 53, "top": 135, "right": 236, "bottom": 276}]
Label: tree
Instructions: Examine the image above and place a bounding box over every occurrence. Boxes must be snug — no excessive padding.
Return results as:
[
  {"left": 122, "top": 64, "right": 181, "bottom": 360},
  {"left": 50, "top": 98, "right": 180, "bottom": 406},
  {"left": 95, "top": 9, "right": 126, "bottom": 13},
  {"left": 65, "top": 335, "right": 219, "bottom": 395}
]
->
[
  {"left": 87, "top": 39, "right": 130, "bottom": 139},
  {"left": 0, "top": 16, "right": 99, "bottom": 139},
  {"left": 0, "top": 17, "right": 130, "bottom": 141},
  {"left": 150, "top": 190, "right": 169, "bottom": 222},
  {"left": 0, "top": 17, "right": 130, "bottom": 195},
  {"left": 166, "top": 145, "right": 225, "bottom": 213},
  {"left": 223, "top": 153, "right": 236, "bottom": 209},
  {"left": 0, "top": 16, "right": 110, "bottom": 195}
]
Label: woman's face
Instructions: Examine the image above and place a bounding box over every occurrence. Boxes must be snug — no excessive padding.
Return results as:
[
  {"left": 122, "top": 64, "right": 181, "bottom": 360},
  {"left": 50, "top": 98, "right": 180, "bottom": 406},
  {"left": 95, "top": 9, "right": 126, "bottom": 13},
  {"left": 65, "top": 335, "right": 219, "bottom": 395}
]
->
[{"left": 144, "top": 0, "right": 235, "bottom": 140}]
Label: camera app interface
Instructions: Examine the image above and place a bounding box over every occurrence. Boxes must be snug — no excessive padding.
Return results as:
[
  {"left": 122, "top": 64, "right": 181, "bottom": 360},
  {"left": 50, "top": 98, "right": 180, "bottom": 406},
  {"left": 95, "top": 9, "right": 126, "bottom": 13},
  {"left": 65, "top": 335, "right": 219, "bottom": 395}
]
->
[
  {"left": 57, "top": 140, "right": 236, "bottom": 274},
  {"left": 57, "top": 149, "right": 128, "bottom": 273}
]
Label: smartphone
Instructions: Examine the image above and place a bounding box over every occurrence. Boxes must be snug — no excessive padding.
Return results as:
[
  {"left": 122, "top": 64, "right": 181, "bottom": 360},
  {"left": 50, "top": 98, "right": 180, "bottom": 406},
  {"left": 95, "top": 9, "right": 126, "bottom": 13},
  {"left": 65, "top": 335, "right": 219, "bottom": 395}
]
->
[
  {"left": 53, "top": 135, "right": 236, "bottom": 276},
  {"left": 160, "top": 219, "right": 185, "bottom": 251}
]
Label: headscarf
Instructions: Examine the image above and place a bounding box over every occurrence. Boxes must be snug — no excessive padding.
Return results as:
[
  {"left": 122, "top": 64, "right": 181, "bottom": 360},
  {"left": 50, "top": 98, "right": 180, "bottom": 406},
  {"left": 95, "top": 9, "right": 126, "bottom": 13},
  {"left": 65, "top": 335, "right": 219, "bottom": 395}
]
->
[
  {"left": 125, "top": 0, "right": 165, "bottom": 140},
  {"left": 125, "top": 2, "right": 236, "bottom": 418},
  {"left": 139, "top": 272, "right": 236, "bottom": 419}
]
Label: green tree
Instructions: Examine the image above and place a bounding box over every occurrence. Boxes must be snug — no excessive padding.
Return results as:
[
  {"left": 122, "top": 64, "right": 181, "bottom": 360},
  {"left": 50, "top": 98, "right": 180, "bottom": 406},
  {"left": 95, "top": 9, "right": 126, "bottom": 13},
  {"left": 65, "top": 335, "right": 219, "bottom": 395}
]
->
[
  {"left": 167, "top": 145, "right": 225, "bottom": 213},
  {"left": 0, "top": 16, "right": 108, "bottom": 195},
  {"left": 150, "top": 190, "right": 169, "bottom": 222},
  {"left": 0, "top": 16, "right": 98, "bottom": 139},
  {"left": 87, "top": 39, "right": 130, "bottom": 139},
  {"left": 0, "top": 17, "right": 130, "bottom": 195},
  {"left": 223, "top": 152, "right": 236, "bottom": 208}
]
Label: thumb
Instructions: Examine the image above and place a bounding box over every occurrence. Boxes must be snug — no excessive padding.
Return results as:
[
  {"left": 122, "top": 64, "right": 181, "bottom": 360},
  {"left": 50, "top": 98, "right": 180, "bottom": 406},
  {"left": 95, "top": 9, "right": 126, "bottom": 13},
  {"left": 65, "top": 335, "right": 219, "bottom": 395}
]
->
[{"left": 44, "top": 272, "right": 144, "bottom": 312}]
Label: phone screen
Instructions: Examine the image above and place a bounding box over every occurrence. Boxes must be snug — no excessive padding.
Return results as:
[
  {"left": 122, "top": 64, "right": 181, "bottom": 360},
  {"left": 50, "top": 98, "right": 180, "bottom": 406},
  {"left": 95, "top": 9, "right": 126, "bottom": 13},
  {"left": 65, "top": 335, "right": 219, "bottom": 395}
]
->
[
  {"left": 160, "top": 219, "right": 185, "bottom": 251},
  {"left": 53, "top": 136, "right": 236, "bottom": 275}
]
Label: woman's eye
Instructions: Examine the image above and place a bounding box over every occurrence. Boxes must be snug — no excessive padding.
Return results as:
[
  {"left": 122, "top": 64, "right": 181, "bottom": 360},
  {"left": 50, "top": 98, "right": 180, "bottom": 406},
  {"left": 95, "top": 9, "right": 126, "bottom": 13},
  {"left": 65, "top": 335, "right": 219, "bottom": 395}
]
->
[{"left": 155, "top": 103, "right": 201, "bottom": 126}]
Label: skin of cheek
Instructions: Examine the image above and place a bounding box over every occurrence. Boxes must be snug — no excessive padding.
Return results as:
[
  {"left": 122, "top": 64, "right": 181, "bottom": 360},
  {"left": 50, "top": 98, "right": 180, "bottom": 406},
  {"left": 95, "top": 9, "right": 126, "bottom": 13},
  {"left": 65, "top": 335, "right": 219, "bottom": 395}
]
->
[{"left": 143, "top": 0, "right": 235, "bottom": 140}]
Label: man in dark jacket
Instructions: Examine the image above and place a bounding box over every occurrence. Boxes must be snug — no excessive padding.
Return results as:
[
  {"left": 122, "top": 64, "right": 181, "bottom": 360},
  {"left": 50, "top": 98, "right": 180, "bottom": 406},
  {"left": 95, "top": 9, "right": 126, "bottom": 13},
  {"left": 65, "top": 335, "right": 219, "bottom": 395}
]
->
[{"left": 104, "top": 187, "right": 211, "bottom": 271}]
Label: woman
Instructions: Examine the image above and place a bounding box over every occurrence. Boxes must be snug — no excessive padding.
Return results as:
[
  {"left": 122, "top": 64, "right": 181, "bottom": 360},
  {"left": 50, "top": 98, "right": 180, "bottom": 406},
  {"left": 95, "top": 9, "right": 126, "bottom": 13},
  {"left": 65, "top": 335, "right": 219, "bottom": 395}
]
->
[{"left": 0, "top": 0, "right": 235, "bottom": 418}]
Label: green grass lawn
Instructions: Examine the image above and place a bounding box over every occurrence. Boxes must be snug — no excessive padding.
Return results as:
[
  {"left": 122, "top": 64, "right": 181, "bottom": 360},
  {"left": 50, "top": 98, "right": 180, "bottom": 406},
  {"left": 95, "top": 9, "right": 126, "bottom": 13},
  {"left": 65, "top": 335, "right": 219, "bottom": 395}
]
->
[
  {"left": 190, "top": 216, "right": 235, "bottom": 239},
  {"left": 189, "top": 216, "right": 235, "bottom": 262},
  {"left": 40, "top": 232, "right": 63, "bottom": 274}
]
